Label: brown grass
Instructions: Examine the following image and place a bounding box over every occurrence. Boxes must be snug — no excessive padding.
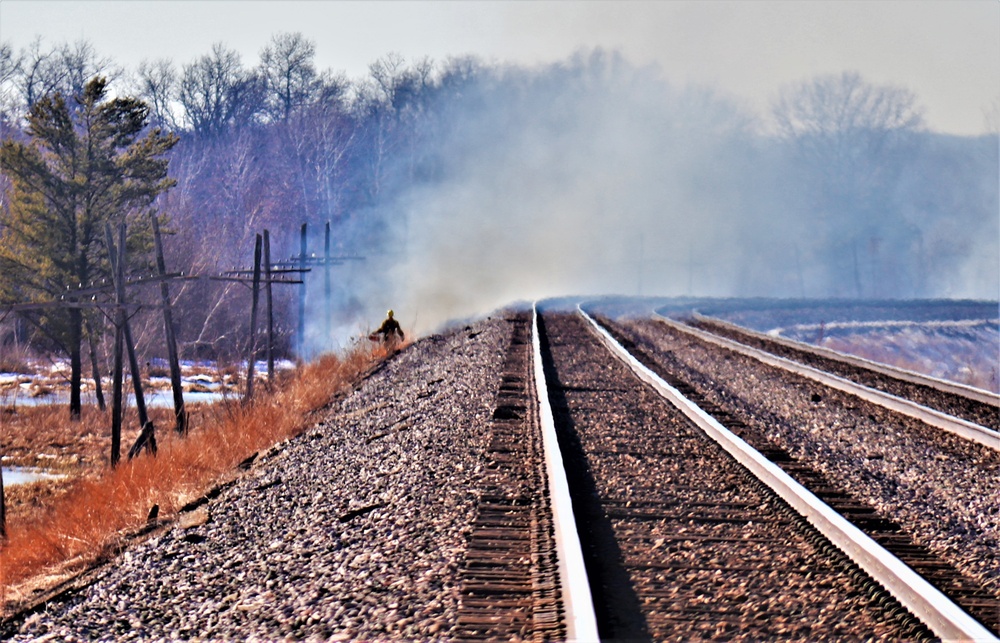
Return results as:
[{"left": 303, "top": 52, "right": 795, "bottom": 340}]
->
[
  {"left": 0, "top": 339, "right": 395, "bottom": 610},
  {"left": 1, "top": 405, "right": 116, "bottom": 471},
  {"left": 0, "top": 344, "right": 34, "bottom": 375},
  {"left": 825, "top": 335, "right": 1000, "bottom": 393}
]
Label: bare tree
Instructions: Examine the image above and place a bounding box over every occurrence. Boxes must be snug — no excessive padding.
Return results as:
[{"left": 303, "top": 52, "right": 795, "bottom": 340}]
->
[
  {"left": 0, "top": 42, "right": 19, "bottom": 119},
  {"left": 13, "top": 38, "right": 116, "bottom": 111},
  {"left": 282, "top": 87, "right": 357, "bottom": 223},
  {"left": 179, "top": 43, "right": 265, "bottom": 137},
  {"left": 15, "top": 38, "right": 64, "bottom": 109},
  {"left": 136, "top": 58, "right": 180, "bottom": 130},
  {"left": 57, "top": 40, "right": 117, "bottom": 99},
  {"left": 772, "top": 71, "right": 925, "bottom": 297},
  {"left": 367, "top": 52, "right": 434, "bottom": 113},
  {"left": 259, "top": 32, "right": 319, "bottom": 122},
  {"left": 773, "top": 71, "right": 923, "bottom": 171},
  {"left": 354, "top": 54, "right": 437, "bottom": 202},
  {"left": 0, "top": 43, "right": 15, "bottom": 82}
]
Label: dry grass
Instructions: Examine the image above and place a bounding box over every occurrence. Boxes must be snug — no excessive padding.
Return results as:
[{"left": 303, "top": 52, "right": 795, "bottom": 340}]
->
[
  {"left": 2, "top": 405, "right": 119, "bottom": 471},
  {"left": 0, "top": 339, "right": 395, "bottom": 609},
  {"left": 824, "top": 335, "right": 1000, "bottom": 393},
  {"left": 0, "top": 344, "right": 34, "bottom": 375}
]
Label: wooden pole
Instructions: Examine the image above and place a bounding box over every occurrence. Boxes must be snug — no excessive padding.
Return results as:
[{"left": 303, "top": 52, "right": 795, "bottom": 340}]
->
[
  {"left": 105, "top": 225, "right": 155, "bottom": 460},
  {"left": 124, "top": 301, "right": 156, "bottom": 460},
  {"left": 297, "top": 223, "right": 307, "bottom": 360},
  {"left": 263, "top": 229, "right": 275, "bottom": 382},
  {"left": 85, "top": 317, "right": 106, "bottom": 411},
  {"left": 324, "top": 220, "right": 332, "bottom": 351},
  {"left": 105, "top": 224, "right": 125, "bottom": 468},
  {"left": 123, "top": 313, "right": 150, "bottom": 431},
  {"left": 1, "top": 463, "right": 6, "bottom": 541},
  {"left": 151, "top": 214, "right": 187, "bottom": 434},
  {"left": 244, "top": 234, "right": 262, "bottom": 405}
]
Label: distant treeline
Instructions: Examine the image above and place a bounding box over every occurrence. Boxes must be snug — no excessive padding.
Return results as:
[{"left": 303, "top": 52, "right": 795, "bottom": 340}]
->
[{"left": 0, "top": 35, "right": 997, "bottom": 361}]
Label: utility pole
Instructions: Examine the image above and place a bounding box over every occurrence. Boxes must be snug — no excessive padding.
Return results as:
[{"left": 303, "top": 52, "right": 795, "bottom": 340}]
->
[
  {"left": 106, "top": 224, "right": 125, "bottom": 467},
  {"left": 1, "top": 465, "right": 6, "bottom": 541},
  {"left": 298, "top": 223, "right": 307, "bottom": 360},
  {"left": 151, "top": 214, "right": 187, "bottom": 434},
  {"left": 244, "top": 234, "right": 262, "bottom": 404},
  {"left": 325, "top": 221, "right": 332, "bottom": 352},
  {"left": 106, "top": 224, "right": 156, "bottom": 461},
  {"left": 263, "top": 230, "right": 275, "bottom": 382},
  {"left": 220, "top": 230, "right": 309, "bottom": 379}
]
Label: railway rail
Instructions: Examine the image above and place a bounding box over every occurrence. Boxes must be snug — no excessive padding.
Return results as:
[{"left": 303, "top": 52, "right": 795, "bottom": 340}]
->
[
  {"left": 584, "top": 310, "right": 1000, "bottom": 636},
  {"left": 454, "top": 306, "right": 997, "bottom": 639},
  {"left": 4, "top": 305, "right": 996, "bottom": 640},
  {"left": 586, "top": 308, "right": 999, "bottom": 637},
  {"left": 691, "top": 313, "right": 1000, "bottom": 411},
  {"left": 681, "top": 313, "right": 1000, "bottom": 439},
  {"left": 535, "top": 308, "right": 1000, "bottom": 640},
  {"left": 452, "top": 311, "right": 597, "bottom": 642},
  {"left": 659, "top": 314, "right": 999, "bottom": 452}
]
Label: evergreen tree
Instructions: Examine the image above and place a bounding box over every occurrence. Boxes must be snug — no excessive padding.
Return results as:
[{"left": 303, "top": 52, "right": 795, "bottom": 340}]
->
[{"left": 0, "top": 76, "right": 178, "bottom": 419}]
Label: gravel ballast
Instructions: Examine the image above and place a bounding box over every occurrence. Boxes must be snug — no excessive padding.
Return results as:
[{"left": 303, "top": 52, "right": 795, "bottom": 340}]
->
[
  {"left": 618, "top": 318, "right": 1000, "bottom": 607},
  {"left": 5, "top": 317, "right": 511, "bottom": 641},
  {"left": 540, "top": 312, "right": 928, "bottom": 641},
  {"left": 692, "top": 317, "right": 1000, "bottom": 430}
]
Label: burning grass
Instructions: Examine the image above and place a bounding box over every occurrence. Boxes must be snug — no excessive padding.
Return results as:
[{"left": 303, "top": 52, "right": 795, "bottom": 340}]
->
[{"left": 0, "top": 339, "right": 395, "bottom": 612}]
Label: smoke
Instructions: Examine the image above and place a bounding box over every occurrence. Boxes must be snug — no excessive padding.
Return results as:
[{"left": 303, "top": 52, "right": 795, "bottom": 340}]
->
[
  {"left": 314, "top": 51, "right": 999, "bottom": 345},
  {"left": 343, "top": 52, "right": 754, "bottom": 337}
]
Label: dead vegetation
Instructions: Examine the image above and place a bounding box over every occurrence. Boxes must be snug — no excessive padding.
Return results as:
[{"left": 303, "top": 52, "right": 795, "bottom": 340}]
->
[
  {"left": 824, "top": 335, "right": 1000, "bottom": 393},
  {"left": 0, "top": 339, "right": 396, "bottom": 610}
]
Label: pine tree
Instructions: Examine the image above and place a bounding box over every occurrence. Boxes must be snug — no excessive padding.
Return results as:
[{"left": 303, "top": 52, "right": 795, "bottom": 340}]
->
[{"left": 0, "top": 76, "right": 178, "bottom": 419}]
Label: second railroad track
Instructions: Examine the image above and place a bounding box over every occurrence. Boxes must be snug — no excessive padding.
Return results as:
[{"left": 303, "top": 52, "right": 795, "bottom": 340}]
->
[{"left": 521, "top": 307, "right": 998, "bottom": 639}]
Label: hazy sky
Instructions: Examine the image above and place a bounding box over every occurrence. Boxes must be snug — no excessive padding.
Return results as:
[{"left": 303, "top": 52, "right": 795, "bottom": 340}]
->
[{"left": 1, "top": 0, "right": 998, "bottom": 135}]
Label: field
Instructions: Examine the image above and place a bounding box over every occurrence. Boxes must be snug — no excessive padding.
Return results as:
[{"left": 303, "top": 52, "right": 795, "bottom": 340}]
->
[
  {"left": 3, "top": 297, "right": 998, "bottom": 611},
  {"left": 703, "top": 299, "right": 1000, "bottom": 393},
  {"left": 0, "top": 340, "right": 394, "bottom": 608}
]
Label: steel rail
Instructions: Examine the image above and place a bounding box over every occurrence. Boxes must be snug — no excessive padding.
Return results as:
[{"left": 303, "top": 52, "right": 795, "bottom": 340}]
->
[
  {"left": 692, "top": 312, "right": 1000, "bottom": 408},
  {"left": 653, "top": 314, "right": 1000, "bottom": 452},
  {"left": 579, "top": 306, "right": 998, "bottom": 642},
  {"left": 531, "top": 304, "right": 599, "bottom": 642}
]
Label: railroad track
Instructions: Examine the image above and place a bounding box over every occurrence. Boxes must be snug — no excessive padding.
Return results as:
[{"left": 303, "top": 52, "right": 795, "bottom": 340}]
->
[
  {"left": 605, "top": 312, "right": 1000, "bottom": 594},
  {"left": 453, "top": 313, "right": 565, "bottom": 641},
  {"left": 6, "top": 305, "right": 995, "bottom": 640},
  {"left": 690, "top": 313, "right": 1000, "bottom": 413},
  {"left": 476, "top": 306, "right": 996, "bottom": 640},
  {"left": 454, "top": 312, "right": 597, "bottom": 642},
  {"left": 670, "top": 313, "right": 1000, "bottom": 446},
  {"left": 577, "top": 308, "right": 999, "bottom": 639}
]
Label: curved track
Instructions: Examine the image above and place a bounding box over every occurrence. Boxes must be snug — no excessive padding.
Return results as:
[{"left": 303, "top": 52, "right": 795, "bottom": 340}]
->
[
  {"left": 692, "top": 313, "right": 1000, "bottom": 411},
  {"left": 534, "top": 310, "right": 992, "bottom": 640},
  {"left": 653, "top": 316, "right": 999, "bottom": 452},
  {"left": 584, "top": 309, "right": 999, "bottom": 638},
  {"left": 685, "top": 314, "right": 1000, "bottom": 436}
]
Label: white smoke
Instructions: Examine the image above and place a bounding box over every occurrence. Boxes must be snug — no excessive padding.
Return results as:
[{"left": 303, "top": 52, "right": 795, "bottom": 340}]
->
[
  {"left": 316, "top": 52, "right": 999, "bottom": 344},
  {"left": 375, "top": 53, "right": 757, "bottom": 336}
]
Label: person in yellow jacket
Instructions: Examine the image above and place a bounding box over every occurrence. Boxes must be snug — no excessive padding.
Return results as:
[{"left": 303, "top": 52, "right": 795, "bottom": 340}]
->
[{"left": 370, "top": 309, "right": 404, "bottom": 344}]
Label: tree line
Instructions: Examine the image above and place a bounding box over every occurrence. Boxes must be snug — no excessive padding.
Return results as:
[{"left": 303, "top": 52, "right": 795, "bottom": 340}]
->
[{"left": 0, "top": 35, "right": 997, "bottom": 414}]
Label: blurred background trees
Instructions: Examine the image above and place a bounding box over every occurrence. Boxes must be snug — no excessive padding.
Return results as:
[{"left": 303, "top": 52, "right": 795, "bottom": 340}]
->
[
  {"left": 772, "top": 71, "right": 927, "bottom": 297},
  {"left": 0, "top": 34, "right": 995, "bottom": 367}
]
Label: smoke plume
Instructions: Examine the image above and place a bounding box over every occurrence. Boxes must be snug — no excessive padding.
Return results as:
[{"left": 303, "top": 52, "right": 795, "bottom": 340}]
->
[{"left": 320, "top": 51, "right": 998, "bottom": 344}]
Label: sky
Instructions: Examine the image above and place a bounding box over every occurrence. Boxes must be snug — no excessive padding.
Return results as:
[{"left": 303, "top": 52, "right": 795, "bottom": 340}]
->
[{"left": 0, "top": 0, "right": 998, "bottom": 136}]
